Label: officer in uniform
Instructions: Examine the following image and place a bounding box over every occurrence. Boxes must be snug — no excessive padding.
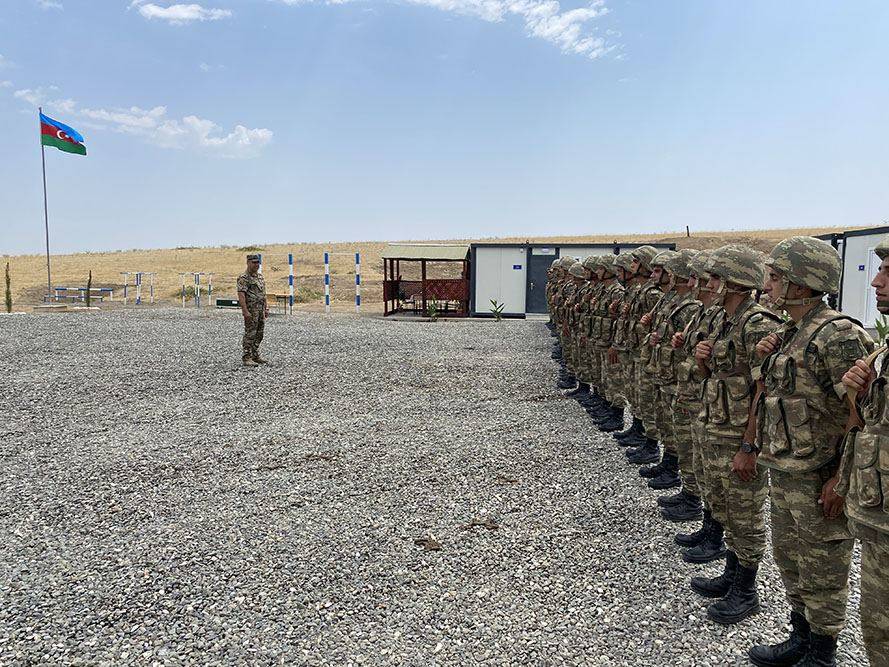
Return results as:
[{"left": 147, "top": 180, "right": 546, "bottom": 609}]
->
[
  {"left": 691, "top": 244, "right": 782, "bottom": 625},
  {"left": 237, "top": 254, "right": 269, "bottom": 366},
  {"left": 749, "top": 237, "right": 872, "bottom": 667},
  {"left": 838, "top": 235, "right": 889, "bottom": 667}
]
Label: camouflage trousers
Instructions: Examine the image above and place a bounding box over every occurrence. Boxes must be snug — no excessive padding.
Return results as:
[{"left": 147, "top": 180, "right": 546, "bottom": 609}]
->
[
  {"left": 690, "top": 409, "right": 710, "bottom": 506},
  {"left": 610, "top": 351, "right": 631, "bottom": 408},
  {"left": 701, "top": 437, "right": 769, "bottom": 568},
  {"left": 851, "top": 522, "right": 889, "bottom": 665},
  {"left": 671, "top": 398, "right": 698, "bottom": 496},
  {"left": 242, "top": 306, "right": 265, "bottom": 360},
  {"left": 769, "top": 468, "right": 853, "bottom": 637},
  {"left": 654, "top": 384, "right": 677, "bottom": 456},
  {"left": 637, "top": 365, "right": 661, "bottom": 440},
  {"left": 598, "top": 349, "right": 615, "bottom": 401}
]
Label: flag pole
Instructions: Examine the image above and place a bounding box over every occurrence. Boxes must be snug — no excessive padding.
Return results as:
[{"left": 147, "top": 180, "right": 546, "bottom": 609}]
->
[{"left": 39, "top": 106, "right": 52, "bottom": 299}]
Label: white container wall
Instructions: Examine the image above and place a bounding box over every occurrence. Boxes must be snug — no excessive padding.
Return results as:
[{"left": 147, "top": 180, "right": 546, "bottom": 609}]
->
[
  {"left": 473, "top": 246, "right": 527, "bottom": 315},
  {"left": 840, "top": 232, "right": 885, "bottom": 328}
]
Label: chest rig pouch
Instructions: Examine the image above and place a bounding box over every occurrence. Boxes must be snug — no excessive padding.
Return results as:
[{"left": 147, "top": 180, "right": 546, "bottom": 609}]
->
[{"left": 854, "top": 368, "right": 889, "bottom": 514}]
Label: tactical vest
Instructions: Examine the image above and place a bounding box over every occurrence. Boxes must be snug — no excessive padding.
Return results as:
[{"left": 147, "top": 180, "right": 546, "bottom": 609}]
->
[
  {"left": 594, "top": 282, "right": 624, "bottom": 348},
  {"left": 757, "top": 307, "right": 862, "bottom": 473},
  {"left": 844, "top": 344, "right": 889, "bottom": 534},
  {"left": 701, "top": 299, "right": 781, "bottom": 439},
  {"left": 650, "top": 293, "right": 699, "bottom": 387},
  {"left": 676, "top": 304, "right": 724, "bottom": 407},
  {"left": 631, "top": 283, "right": 663, "bottom": 351},
  {"left": 611, "top": 283, "right": 642, "bottom": 351}
]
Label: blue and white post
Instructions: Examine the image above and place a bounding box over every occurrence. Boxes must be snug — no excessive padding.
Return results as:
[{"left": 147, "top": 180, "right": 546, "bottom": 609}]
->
[
  {"left": 135, "top": 272, "right": 143, "bottom": 306},
  {"left": 207, "top": 273, "right": 213, "bottom": 308},
  {"left": 355, "top": 252, "right": 361, "bottom": 313},
  {"left": 324, "top": 252, "right": 331, "bottom": 314},
  {"left": 194, "top": 273, "right": 201, "bottom": 308},
  {"left": 288, "top": 253, "right": 294, "bottom": 314}
]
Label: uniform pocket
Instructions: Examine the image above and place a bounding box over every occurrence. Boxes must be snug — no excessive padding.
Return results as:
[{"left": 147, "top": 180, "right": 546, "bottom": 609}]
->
[
  {"left": 879, "top": 443, "right": 889, "bottom": 514},
  {"left": 854, "top": 433, "right": 883, "bottom": 508},
  {"left": 658, "top": 347, "right": 676, "bottom": 381},
  {"left": 724, "top": 376, "right": 752, "bottom": 428},
  {"left": 783, "top": 398, "right": 815, "bottom": 458},
  {"left": 705, "top": 379, "right": 727, "bottom": 424},
  {"left": 762, "top": 396, "right": 790, "bottom": 456}
]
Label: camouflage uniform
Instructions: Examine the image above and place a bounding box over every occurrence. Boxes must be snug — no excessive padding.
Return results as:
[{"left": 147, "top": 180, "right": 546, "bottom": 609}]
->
[
  {"left": 610, "top": 256, "right": 642, "bottom": 410},
  {"left": 594, "top": 259, "right": 625, "bottom": 405},
  {"left": 754, "top": 238, "right": 872, "bottom": 650},
  {"left": 692, "top": 244, "right": 781, "bottom": 625},
  {"left": 237, "top": 268, "right": 267, "bottom": 362},
  {"left": 835, "top": 237, "right": 889, "bottom": 666}
]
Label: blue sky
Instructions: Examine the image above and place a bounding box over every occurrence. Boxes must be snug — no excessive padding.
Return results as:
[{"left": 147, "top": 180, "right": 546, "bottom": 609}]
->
[{"left": 2, "top": 0, "right": 888, "bottom": 254}]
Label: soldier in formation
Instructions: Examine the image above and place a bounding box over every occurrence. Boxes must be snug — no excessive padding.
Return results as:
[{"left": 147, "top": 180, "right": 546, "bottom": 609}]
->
[{"left": 545, "top": 237, "right": 886, "bottom": 666}]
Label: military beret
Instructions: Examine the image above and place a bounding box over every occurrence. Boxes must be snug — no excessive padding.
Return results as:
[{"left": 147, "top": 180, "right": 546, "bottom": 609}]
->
[{"left": 247, "top": 254, "right": 261, "bottom": 261}]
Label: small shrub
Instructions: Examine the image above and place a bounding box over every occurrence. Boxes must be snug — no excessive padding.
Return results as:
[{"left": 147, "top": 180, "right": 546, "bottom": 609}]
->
[
  {"left": 875, "top": 315, "right": 889, "bottom": 342},
  {"left": 490, "top": 299, "right": 505, "bottom": 322},
  {"left": 427, "top": 299, "right": 439, "bottom": 322},
  {"left": 237, "top": 245, "right": 264, "bottom": 252}
]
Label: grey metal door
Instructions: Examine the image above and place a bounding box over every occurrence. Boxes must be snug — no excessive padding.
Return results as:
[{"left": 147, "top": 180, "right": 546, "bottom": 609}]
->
[{"left": 526, "top": 248, "right": 558, "bottom": 313}]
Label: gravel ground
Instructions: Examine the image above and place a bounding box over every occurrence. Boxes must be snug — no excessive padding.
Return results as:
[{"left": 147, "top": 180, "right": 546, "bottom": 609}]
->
[{"left": 0, "top": 309, "right": 868, "bottom": 666}]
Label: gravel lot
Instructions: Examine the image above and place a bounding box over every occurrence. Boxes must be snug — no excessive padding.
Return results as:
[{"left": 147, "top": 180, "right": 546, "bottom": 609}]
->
[{"left": 0, "top": 310, "right": 867, "bottom": 665}]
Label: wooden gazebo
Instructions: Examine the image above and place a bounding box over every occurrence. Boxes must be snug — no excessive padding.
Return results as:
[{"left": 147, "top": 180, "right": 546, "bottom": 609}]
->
[{"left": 382, "top": 244, "right": 470, "bottom": 316}]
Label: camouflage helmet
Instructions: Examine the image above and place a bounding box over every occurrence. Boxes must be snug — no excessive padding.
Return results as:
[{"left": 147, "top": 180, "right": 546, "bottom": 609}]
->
[
  {"left": 558, "top": 256, "right": 577, "bottom": 269},
  {"left": 592, "top": 254, "right": 617, "bottom": 274},
  {"left": 550, "top": 259, "right": 560, "bottom": 269},
  {"left": 650, "top": 249, "right": 678, "bottom": 268},
  {"left": 765, "top": 236, "right": 841, "bottom": 295},
  {"left": 876, "top": 237, "right": 889, "bottom": 260},
  {"left": 614, "top": 252, "right": 636, "bottom": 271},
  {"left": 582, "top": 255, "right": 599, "bottom": 271},
  {"left": 569, "top": 262, "right": 590, "bottom": 279},
  {"left": 664, "top": 248, "right": 699, "bottom": 280},
  {"left": 630, "top": 245, "right": 659, "bottom": 272},
  {"left": 705, "top": 244, "right": 766, "bottom": 290}
]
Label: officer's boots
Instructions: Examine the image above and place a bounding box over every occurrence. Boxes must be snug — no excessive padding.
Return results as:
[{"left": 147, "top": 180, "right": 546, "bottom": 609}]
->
[
  {"left": 748, "top": 611, "right": 810, "bottom": 667},
  {"left": 691, "top": 550, "right": 737, "bottom": 598},
  {"left": 626, "top": 438, "right": 660, "bottom": 465},
  {"left": 648, "top": 452, "right": 681, "bottom": 490},
  {"left": 706, "top": 560, "right": 761, "bottom": 624},
  {"left": 682, "top": 517, "right": 727, "bottom": 564},
  {"left": 661, "top": 490, "right": 703, "bottom": 522},
  {"left": 599, "top": 406, "right": 625, "bottom": 432},
  {"left": 794, "top": 633, "right": 837, "bottom": 667}
]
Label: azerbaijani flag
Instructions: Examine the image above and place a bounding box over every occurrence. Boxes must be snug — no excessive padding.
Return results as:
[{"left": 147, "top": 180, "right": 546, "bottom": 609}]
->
[{"left": 40, "top": 112, "right": 86, "bottom": 156}]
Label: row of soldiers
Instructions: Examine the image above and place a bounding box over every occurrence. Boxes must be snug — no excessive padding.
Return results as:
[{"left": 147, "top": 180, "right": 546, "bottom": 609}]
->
[{"left": 545, "top": 238, "right": 888, "bottom": 666}]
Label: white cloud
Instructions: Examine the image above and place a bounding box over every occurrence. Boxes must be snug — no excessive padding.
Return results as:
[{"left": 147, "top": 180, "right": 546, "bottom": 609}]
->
[
  {"left": 0, "top": 81, "right": 12, "bottom": 89},
  {"left": 0, "top": 54, "right": 14, "bottom": 69},
  {"left": 35, "top": 0, "right": 64, "bottom": 9},
  {"left": 130, "top": 1, "right": 233, "bottom": 25},
  {"left": 272, "top": 0, "right": 616, "bottom": 58},
  {"left": 9, "top": 88, "right": 271, "bottom": 158},
  {"left": 198, "top": 62, "right": 225, "bottom": 72}
]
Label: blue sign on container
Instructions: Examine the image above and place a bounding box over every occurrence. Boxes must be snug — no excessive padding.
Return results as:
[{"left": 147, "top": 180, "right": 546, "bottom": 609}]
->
[
  {"left": 860, "top": 265, "right": 866, "bottom": 271},
  {"left": 513, "top": 265, "right": 522, "bottom": 270}
]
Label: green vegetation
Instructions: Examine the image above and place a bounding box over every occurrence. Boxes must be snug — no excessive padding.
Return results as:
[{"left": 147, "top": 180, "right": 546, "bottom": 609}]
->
[
  {"left": 490, "top": 299, "right": 505, "bottom": 322},
  {"left": 237, "top": 245, "right": 264, "bottom": 252},
  {"left": 426, "top": 299, "right": 439, "bottom": 322},
  {"left": 875, "top": 315, "right": 889, "bottom": 341},
  {"left": 295, "top": 286, "right": 323, "bottom": 304},
  {"left": 4, "top": 262, "right": 11, "bottom": 313}
]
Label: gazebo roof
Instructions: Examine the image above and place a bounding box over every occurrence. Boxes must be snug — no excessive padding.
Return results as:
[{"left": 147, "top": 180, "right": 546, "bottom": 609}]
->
[{"left": 381, "top": 244, "right": 469, "bottom": 261}]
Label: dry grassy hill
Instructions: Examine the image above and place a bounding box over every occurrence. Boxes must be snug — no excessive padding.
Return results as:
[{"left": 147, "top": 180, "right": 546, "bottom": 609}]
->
[{"left": 2, "top": 226, "right": 861, "bottom": 311}]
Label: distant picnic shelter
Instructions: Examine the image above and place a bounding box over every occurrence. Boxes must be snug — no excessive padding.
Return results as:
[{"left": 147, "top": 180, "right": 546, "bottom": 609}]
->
[{"left": 382, "top": 244, "right": 470, "bottom": 317}]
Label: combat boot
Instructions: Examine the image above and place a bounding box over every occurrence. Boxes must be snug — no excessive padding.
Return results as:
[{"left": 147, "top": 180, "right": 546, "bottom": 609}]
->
[
  {"left": 557, "top": 374, "right": 577, "bottom": 390},
  {"left": 639, "top": 458, "right": 666, "bottom": 479},
  {"left": 660, "top": 492, "right": 703, "bottom": 522},
  {"left": 599, "top": 406, "right": 625, "bottom": 432},
  {"left": 566, "top": 382, "right": 590, "bottom": 398},
  {"left": 691, "top": 550, "right": 736, "bottom": 598},
  {"left": 626, "top": 439, "right": 660, "bottom": 465},
  {"left": 648, "top": 453, "right": 681, "bottom": 489},
  {"left": 587, "top": 402, "right": 612, "bottom": 420},
  {"left": 613, "top": 417, "right": 642, "bottom": 442},
  {"left": 748, "top": 611, "right": 810, "bottom": 667},
  {"left": 253, "top": 356, "right": 269, "bottom": 364},
  {"left": 675, "top": 509, "right": 713, "bottom": 547},
  {"left": 793, "top": 632, "right": 837, "bottom": 667},
  {"left": 682, "top": 518, "right": 726, "bottom": 564},
  {"left": 657, "top": 489, "right": 686, "bottom": 507},
  {"left": 242, "top": 357, "right": 258, "bottom": 367},
  {"left": 706, "top": 560, "right": 760, "bottom": 624}
]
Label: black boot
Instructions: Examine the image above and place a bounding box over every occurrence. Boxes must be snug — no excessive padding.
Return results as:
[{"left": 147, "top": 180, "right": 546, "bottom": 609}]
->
[
  {"left": 626, "top": 439, "right": 659, "bottom": 464},
  {"left": 691, "top": 550, "right": 737, "bottom": 598},
  {"left": 613, "top": 417, "right": 642, "bottom": 442},
  {"left": 639, "top": 458, "right": 666, "bottom": 479},
  {"left": 587, "top": 402, "right": 612, "bottom": 420},
  {"left": 707, "top": 560, "right": 761, "bottom": 624},
  {"left": 599, "top": 407, "right": 625, "bottom": 432},
  {"left": 675, "top": 509, "right": 712, "bottom": 547},
  {"left": 661, "top": 492, "right": 703, "bottom": 522},
  {"left": 648, "top": 453, "right": 681, "bottom": 489},
  {"left": 657, "top": 490, "right": 687, "bottom": 508},
  {"left": 566, "top": 382, "right": 589, "bottom": 397},
  {"left": 748, "top": 611, "right": 811, "bottom": 667},
  {"left": 557, "top": 374, "right": 577, "bottom": 390},
  {"left": 794, "top": 632, "right": 837, "bottom": 667},
  {"left": 682, "top": 518, "right": 726, "bottom": 564}
]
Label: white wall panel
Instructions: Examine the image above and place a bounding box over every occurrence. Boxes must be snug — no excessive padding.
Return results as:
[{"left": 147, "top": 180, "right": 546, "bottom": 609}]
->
[{"left": 473, "top": 247, "right": 527, "bottom": 315}]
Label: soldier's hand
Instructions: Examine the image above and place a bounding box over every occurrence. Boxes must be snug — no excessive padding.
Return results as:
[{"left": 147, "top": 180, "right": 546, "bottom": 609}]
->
[
  {"left": 819, "top": 475, "right": 845, "bottom": 520},
  {"left": 243, "top": 310, "right": 253, "bottom": 324},
  {"left": 608, "top": 348, "right": 618, "bottom": 365},
  {"left": 842, "top": 359, "right": 874, "bottom": 397},
  {"left": 640, "top": 312, "right": 652, "bottom": 327},
  {"left": 622, "top": 304, "right": 631, "bottom": 317},
  {"left": 695, "top": 341, "right": 714, "bottom": 362},
  {"left": 650, "top": 331, "right": 662, "bottom": 345},
  {"left": 731, "top": 449, "right": 758, "bottom": 482},
  {"left": 672, "top": 332, "right": 685, "bottom": 349},
  {"left": 756, "top": 333, "right": 781, "bottom": 358}
]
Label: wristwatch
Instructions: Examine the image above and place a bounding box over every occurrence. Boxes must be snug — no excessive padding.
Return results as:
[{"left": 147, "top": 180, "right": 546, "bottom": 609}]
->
[{"left": 741, "top": 441, "right": 760, "bottom": 454}]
